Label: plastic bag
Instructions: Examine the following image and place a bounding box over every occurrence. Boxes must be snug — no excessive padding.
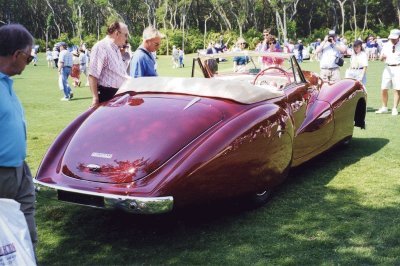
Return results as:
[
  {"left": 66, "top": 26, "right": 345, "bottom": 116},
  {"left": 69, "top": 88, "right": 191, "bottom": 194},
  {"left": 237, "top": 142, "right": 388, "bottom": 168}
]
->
[
  {"left": 58, "top": 74, "right": 64, "bottom": 90},
  {"left": 0, "top": 199, "right": 36, "bottom": 266}
]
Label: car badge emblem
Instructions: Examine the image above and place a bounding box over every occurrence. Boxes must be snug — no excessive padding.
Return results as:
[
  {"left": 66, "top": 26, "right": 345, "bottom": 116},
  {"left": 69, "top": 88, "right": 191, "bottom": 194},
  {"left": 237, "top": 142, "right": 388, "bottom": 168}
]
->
[{"left": 91, "top": 152, "right": 112, "bottom": 159}]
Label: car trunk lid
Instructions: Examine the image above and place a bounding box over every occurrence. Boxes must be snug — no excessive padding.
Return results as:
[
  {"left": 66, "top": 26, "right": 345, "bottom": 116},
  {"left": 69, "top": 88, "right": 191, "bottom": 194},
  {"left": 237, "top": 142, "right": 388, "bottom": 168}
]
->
[{"left": 61, "top": 94, "right": 223, "bottom": 184}]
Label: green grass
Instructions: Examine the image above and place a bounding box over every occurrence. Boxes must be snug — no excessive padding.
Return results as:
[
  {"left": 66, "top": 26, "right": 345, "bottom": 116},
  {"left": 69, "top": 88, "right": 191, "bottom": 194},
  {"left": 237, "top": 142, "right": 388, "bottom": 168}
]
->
[{"left": 14, "top": 54, "right": 400, "bottom": 265}]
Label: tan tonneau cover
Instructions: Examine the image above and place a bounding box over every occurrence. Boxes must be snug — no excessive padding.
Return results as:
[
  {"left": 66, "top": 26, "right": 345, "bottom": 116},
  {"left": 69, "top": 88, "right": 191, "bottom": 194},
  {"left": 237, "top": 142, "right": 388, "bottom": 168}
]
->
[{"left": 117, "top": 77, "right": 284, "bottom": 104}]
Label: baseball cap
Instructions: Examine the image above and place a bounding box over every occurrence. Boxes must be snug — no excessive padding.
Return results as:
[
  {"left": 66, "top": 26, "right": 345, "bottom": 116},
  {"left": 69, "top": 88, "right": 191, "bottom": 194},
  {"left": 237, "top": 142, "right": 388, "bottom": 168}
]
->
[
  {"left": 328, "top": 30, "right": 336, "bottom": 37},
  {"left": 388, "top": 29, "right": 400, "bottom": 39}
]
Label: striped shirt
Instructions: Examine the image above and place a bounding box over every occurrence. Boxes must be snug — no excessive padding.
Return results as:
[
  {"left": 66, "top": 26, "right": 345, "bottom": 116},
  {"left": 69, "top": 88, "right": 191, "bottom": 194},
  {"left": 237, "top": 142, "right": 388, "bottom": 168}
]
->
[
  {"left": 59, "top": 50, "right": 73, "bottom": 67},
  {"left": 89, "top": 36, "right": 129, "bottom": 88}
]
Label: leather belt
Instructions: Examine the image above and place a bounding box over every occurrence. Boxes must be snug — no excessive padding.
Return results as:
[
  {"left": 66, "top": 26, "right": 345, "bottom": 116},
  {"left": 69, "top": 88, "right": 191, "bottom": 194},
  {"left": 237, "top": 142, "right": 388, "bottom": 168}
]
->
[
  {"left": 98, "top": 85, "right": 118, "bottom": 91},
  {"left": 321, "top": 67, "right": 339, "bottom": 70},
  {"left": 351, "top": 67, "right": 364, "bottom": 69},
  {"left": 387, "top": 64, "right": 400, "bottom": 67}
]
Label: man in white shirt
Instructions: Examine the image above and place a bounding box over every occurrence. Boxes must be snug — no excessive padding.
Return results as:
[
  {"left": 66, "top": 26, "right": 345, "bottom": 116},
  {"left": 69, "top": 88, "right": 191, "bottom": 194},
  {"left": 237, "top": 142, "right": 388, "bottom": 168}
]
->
[
  {"left": 315, "top": 30, "right": 346, "bottom": 84},
  {"left": 376, "top": 29, "right": 400, "bottom": 115}
]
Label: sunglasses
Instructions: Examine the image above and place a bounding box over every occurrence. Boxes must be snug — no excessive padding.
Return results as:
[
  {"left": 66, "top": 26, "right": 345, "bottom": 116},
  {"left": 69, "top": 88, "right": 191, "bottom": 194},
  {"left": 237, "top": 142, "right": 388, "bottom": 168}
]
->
[
  {"left": 18, "top": 50, "right": 34, "bottom": 64},
  {"left": 151, "top": 41, "right": 160, "bottom": 47}
]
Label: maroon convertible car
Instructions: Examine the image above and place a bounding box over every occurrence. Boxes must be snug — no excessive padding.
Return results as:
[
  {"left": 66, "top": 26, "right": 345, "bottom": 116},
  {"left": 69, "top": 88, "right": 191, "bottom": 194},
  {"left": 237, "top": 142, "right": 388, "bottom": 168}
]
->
[{"left": 34, "top": 52, "right": 367, "bottom": 214}]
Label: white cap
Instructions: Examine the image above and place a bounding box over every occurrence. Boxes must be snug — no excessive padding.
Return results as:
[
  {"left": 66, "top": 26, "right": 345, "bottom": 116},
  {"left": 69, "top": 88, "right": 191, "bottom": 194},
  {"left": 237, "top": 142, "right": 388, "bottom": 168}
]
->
[
  {"left": 328, "top": 30, "right": 336, "bottom": 37},
  {"left": 388, "top": 29, "right": 400, "bottom": 39}
]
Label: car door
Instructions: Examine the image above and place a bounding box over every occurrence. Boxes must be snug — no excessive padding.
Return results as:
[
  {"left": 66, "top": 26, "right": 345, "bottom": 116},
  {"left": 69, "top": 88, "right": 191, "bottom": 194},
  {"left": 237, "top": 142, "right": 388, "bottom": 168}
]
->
[{"left": 285, "top": 58, "right": 334, "bottom": 160}]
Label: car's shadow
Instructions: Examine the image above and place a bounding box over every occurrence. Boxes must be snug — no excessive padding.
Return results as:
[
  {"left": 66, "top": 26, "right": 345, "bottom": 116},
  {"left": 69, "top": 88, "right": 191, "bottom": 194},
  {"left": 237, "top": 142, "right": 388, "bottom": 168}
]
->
[{"left": 37, "top": 137, "right": 392, "bottom": 265}]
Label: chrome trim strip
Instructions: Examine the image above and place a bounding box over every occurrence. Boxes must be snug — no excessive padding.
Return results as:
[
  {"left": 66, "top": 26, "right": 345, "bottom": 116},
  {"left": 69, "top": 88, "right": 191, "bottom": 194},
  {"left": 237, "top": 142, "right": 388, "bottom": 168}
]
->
[{"left": 33, "top": 179, "right": 173, "bottom": 214}]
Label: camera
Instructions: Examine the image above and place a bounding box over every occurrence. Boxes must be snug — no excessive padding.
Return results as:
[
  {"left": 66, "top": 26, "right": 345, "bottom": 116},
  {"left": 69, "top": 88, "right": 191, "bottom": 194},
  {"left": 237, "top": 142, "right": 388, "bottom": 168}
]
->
[{"left": 328, "top": 37, "right": 333, "bottom": 43}]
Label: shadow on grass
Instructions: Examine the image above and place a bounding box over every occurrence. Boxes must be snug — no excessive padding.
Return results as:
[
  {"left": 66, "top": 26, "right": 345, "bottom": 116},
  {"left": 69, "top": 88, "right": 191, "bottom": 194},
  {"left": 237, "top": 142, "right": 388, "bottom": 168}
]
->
[{"left": 38, "top": 137, "right": 400, "bottom": 265}]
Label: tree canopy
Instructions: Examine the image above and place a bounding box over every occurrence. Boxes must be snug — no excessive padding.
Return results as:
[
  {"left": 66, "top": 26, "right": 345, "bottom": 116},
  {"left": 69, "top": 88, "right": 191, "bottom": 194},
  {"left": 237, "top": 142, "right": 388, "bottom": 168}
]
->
[{"left": 1, "top": 0, "right": 398, "bottom": 53}]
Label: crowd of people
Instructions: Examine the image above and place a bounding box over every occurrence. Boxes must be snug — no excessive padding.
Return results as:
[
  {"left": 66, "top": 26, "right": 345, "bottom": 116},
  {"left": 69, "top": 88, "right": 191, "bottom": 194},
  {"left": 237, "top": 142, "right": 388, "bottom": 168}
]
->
[{"left": 1, "top": 22, "right": 400, "bottom": 264}]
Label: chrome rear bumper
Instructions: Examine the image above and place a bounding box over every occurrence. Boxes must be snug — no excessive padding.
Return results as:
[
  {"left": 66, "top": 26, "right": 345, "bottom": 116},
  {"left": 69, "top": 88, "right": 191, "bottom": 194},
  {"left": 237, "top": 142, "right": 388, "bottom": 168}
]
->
[{"left": 33, "top": 179, "right": 173, "bottom": 214}]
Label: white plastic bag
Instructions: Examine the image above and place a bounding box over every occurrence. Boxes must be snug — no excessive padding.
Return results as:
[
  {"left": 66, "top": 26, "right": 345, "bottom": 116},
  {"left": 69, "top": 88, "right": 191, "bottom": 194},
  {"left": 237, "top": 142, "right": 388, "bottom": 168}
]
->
[
  {"left": 0, "top": 199, "right": 36, "bottom": 266},
  {"left": 58, "top": 75, "right": 63, "bottom": 90}
]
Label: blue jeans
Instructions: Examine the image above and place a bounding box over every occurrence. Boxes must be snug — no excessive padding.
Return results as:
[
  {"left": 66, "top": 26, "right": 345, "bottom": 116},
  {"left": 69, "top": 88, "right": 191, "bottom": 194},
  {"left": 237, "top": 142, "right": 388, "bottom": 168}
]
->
[
  {"left": 61, "top": 67, "right": 72, "bottom": 98},
  {"left": 298, "top": 52, "right": 303, "bottom": 62}
]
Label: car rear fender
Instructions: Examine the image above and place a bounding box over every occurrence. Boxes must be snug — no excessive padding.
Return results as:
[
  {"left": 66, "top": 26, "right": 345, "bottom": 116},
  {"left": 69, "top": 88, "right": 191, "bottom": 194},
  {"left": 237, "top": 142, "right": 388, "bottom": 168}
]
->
[
  {"left": 151, "top": 103, "right": 294, "bottom": 206},
  {"left": 318, "top": 79, "right": 366, "bottom": 136},
  {"left": 35, "top": 108, "right": 96, "bottom": 179}
]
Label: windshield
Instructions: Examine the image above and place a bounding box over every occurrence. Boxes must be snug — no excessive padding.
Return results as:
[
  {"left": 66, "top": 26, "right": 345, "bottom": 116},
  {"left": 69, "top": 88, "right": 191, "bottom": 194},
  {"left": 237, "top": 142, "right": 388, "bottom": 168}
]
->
[{"left": 192, "top": 51, "right": 306, "bottom": 89}]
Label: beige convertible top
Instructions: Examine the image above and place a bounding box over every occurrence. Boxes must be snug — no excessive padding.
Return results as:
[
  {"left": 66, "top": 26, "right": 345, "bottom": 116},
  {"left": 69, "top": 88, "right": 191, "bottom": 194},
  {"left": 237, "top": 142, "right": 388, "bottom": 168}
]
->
[{"left": 117, "top": 77, "right": 284, "bottom": 104}]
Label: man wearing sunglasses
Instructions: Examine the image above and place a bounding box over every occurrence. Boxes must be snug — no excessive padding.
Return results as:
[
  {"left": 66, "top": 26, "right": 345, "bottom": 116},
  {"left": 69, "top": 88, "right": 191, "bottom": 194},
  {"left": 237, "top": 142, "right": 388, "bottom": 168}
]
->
[
  {"left": 0, "top": 24, "right": 37, "bottom": 261},
  {"left": 376, "top": 29, "right": 400, "bottom": 115},
  {"left": 88, "top": 21, "right": 130, "bottom": 106}
]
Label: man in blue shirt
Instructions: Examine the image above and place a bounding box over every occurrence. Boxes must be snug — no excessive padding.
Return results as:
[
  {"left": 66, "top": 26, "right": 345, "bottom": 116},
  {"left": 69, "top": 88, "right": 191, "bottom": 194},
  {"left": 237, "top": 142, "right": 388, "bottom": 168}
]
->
[
  {"left": 58, "top": 42, "right": 73, "bottom": 101},
  {"left": 0, "top": 24, "right": 37, "bottom": 257},
  {"left": 130, "top": 26, "right": 163, "bottom": 78}
]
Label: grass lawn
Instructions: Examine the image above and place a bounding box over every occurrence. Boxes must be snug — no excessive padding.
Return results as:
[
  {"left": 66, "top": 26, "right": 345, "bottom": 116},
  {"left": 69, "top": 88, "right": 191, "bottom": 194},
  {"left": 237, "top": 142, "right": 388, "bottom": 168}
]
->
[{"left": 14, "top": 54, "right": 400, "bottom": 265}]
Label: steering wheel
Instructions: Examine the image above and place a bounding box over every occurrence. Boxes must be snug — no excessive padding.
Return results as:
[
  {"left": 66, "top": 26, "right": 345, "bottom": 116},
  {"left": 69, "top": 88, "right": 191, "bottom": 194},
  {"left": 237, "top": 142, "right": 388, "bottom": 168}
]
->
[{"left": 253, "top": 66, "right": 291, "bottom": 87}]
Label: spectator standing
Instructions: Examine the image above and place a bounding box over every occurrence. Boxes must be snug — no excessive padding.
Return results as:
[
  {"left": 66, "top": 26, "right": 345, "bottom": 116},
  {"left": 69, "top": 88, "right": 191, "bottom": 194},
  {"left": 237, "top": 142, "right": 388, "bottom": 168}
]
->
[
  {"left": 130, "top": 25, "right": 163, "bottom": 78},
  {"left": 52, "top": 46, "right": 59, "bottom": 68},
  {"left": 178, "top": 47, "right": 184, "bottom": 67},
  {"left": 233, "top": 37, "right": 249, "bottom": 72},
  {"left": 172, "top": 45, "right": 179, "bottom": 68},
  {"left": 58, "top": 42, "right": 73, "bottom": 101},
  {"left": 297, "top": 40, "right": 304, "bottom": 63},
  {"left": 315, "top": 30, "right": 346, "bottom": 83},
  {"left": 88, "top": 21, "right": 130, "bottom": 105},
  {"left": 375, "top": 29, "right": 400, "bottom": 115},
  {"left": 46, "top": 48, "right": 53, "bottom": 68},
  {"left": 345, "top": 40, "right": 368, "bottom": 87},
  {"left": 70, "top": 50, "right": 81, "bottom": 87},
  {"left": 0, "top": 23, "right": 38, "bottom": 258},
  {"left": 79, "top": 48, "right": 88, "bottom": 86},
  {"left": 31, "top": 47, "right": 38, "bottom": 66}
]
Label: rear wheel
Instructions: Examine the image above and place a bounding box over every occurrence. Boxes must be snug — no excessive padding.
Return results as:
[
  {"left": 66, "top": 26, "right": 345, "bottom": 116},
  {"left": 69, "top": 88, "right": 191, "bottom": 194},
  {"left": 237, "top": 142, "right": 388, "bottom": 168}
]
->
[{"left": 250, "top": 188, "right": 273, "bottom": 207}]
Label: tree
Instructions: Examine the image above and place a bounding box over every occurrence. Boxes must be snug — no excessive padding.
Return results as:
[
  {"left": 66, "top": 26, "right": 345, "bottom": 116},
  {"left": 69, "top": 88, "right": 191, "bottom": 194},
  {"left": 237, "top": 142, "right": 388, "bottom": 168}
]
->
[{"left": 336, "top": 0, "right": 348, "bottom": 37}]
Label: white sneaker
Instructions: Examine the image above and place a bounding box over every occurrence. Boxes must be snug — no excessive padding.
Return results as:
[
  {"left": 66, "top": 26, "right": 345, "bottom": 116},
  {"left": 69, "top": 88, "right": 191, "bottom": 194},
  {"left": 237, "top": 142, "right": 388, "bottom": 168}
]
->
[
  {"left": 392, "top": 108, "right": 398, "bottom": 116},
  {"left": 375, "top": 107, "right": 389, "bottom": 114},
  {"left": 60, "top": 97, "right": 70, "bottom": 101}
]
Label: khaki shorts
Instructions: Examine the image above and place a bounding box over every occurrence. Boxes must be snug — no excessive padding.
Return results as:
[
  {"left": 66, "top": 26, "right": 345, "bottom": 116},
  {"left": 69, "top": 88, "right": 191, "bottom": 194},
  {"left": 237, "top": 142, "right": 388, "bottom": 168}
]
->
[
  {"left": 381, "top": 66, "right": 400, "bottom": 90},
  {"left": 320, "top": 68, "right": 341, "bottom": 83}
]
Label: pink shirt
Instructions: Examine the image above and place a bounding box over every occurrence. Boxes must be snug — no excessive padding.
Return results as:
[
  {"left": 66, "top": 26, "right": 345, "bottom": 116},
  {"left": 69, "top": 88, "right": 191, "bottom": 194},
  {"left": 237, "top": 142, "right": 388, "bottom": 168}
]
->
[{"left": 89, "top": 36, "right": 129, "bottom": 88}]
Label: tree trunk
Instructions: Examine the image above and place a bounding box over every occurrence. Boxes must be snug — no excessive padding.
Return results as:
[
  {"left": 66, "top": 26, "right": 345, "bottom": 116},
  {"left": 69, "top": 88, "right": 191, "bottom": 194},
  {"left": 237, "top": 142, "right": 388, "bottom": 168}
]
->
[
  {"left": 362, "top": 0, "right": 368, "bottom": 34},
  {"left": 352, "top": 0, "right": 357, "bottom": 41},
  {"left": 45, "top": 0, "right": 60, "bottom": 38},
  {"left": 336, "top": 0, "right": 348, "bottom": 37}
]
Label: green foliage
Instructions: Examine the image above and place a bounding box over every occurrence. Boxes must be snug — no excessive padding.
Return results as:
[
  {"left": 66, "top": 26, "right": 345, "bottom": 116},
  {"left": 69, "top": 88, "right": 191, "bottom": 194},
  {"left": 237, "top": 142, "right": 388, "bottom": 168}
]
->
[
  {"left": 70, "top": 36, "right": 81, "bottom": 47},
  {"left": 82, "top": 34, "right": 99, "bottom": 49},
  {"left": 185, "top": 29, "right": 204, "bottom": 53},
  {"left": 34, "top": 39, "right": 46, "bottom": 52}
]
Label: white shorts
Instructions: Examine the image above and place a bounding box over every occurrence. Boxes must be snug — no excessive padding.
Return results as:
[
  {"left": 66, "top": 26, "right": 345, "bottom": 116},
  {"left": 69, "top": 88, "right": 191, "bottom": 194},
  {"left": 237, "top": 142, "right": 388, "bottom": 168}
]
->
[{"left": 381, "top": 66, "right": 400, "bottom": 90}]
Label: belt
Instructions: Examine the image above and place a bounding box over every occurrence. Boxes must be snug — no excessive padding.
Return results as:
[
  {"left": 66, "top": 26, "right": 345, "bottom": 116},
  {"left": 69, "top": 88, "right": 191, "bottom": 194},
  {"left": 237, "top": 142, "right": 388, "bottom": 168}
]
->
[
  {"left": 63, "top": 66, "right": 71, "bottom": 68},
  {"left": 387, "top": 64, "right": 400, "bottom": 67},
  {"left": 321, "top": 67, "right": 339, "bottom": 70},
  {"left": 351, "top": 67, "right": 364, "bottom": 69},
  {"left": 98, "top": 85, "right": 118, "bottom": 91}
]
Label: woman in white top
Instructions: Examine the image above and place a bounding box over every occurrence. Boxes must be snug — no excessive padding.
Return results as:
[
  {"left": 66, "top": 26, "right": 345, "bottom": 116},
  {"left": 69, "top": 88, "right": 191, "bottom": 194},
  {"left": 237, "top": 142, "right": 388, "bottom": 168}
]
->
[
  {"left": 46, "top": 48, "right": 53, "bottom": 68},
  {"left": 345, "top": 40, "right": 368, "bottom": 87}
]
